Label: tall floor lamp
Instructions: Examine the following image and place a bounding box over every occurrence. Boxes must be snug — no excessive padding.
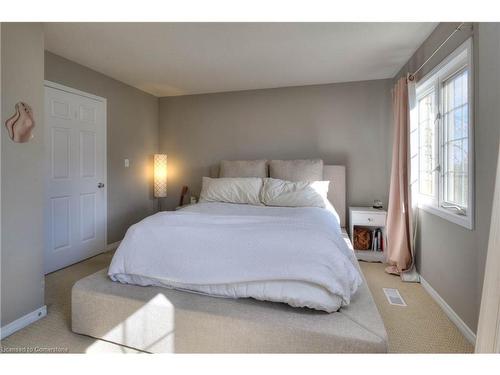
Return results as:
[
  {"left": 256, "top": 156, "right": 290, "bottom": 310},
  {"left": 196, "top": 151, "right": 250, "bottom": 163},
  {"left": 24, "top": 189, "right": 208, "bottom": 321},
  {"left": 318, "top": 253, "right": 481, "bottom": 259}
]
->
[{"left": 154, "top": 154, "right": 167, "bottom": 210}]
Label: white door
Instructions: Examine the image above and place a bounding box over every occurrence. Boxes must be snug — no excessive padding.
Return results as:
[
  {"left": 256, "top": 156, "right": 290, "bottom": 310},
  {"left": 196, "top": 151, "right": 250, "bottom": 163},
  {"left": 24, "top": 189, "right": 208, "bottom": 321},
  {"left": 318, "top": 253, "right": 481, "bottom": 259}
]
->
[{"left": 44, "top": 84, "right": 106, "bottom": 274}]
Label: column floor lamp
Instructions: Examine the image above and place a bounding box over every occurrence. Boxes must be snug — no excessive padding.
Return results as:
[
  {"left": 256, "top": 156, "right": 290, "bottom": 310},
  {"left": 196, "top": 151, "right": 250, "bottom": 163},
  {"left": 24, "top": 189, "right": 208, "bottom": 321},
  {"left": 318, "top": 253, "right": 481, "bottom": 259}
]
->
[{"left": 154, "top": 154, "right": 167, "bottom": 210}]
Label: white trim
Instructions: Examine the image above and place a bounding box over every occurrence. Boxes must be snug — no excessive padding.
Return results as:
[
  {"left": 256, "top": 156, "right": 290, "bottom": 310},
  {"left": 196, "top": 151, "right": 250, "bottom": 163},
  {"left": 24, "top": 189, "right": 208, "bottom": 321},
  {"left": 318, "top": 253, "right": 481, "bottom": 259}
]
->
[
  {"left": 416, "top": 38, "right": 472, "bottom": 90},
  {"left": 418, "top": 202, "right": 473, "bottom": 229},
  {"left": 103, "top": 95, "right": 108, "bottom": 253},
  {"left": 43, "top": 81, "right": 108, "bottom": 272},
  {"left": 414, "top": 38, "right": 474, "bottom": 230},
  {"left": 44, "top": 80, "right": 106, "bottom": 103},
  {"left": 475, "top": 143, "right": 500, "bottom": 352},
  {"left": 420, "top": 277, "right": 476, "bottom": 345},
  {"left": 0, "top": 305, "right": 47, "bottom": 340},
  {"left": 106, "top": 240, "right": 121, "bottom": 252}
]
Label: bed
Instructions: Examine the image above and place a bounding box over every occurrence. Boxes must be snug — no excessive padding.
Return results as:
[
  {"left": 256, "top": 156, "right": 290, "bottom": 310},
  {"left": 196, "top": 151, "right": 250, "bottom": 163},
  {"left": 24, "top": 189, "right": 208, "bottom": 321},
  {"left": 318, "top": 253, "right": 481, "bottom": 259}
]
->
[{"left": 71, "top": 165, "right": 388, "bottom": 353}]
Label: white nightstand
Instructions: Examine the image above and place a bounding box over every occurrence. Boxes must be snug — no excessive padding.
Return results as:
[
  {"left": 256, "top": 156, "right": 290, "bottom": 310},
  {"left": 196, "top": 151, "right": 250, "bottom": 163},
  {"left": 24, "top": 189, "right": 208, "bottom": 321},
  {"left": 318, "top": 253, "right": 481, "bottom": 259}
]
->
[{"left": 349, "top": 206, "right": 387, "bottom": 262}]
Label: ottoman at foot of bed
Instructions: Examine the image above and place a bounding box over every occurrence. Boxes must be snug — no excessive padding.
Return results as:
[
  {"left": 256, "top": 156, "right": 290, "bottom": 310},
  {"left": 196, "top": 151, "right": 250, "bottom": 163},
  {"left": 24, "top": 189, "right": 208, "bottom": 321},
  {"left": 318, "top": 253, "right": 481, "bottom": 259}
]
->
[{"left": 71, "top": 268, "right": 388, "bottom": 353}]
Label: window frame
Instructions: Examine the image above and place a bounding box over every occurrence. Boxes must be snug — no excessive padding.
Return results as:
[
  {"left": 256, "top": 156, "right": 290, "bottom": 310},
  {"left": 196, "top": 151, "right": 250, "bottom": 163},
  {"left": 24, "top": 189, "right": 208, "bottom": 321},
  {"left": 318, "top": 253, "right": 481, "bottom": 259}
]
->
[
  {"left": 414, "top": 38, "right": 474, "bottom": 230},
  {"left": 415, "top": 86, "right": 438, "bottom": 208}
]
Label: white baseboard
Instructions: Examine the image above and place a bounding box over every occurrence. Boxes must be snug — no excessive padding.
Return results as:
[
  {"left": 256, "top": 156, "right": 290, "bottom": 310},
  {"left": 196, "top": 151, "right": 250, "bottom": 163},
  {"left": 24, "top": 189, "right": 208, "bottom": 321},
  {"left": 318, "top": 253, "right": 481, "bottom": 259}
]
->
[
  {"left": 420, "top": 277, "right": 476, "bottom": 345},
  {"left": 106, "top": 240, "right": 121, "bottom": 252},
  {"left": 1, "top": 305, "right": 47, "bottom": 340}
]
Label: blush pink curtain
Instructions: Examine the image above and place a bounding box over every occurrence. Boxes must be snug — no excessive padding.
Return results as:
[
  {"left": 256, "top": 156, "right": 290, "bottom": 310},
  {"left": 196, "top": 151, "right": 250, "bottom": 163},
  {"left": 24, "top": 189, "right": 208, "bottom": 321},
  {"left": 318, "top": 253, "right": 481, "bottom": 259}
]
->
[{"left": 385, "top": 76, "right": 414, "bottom": 276}]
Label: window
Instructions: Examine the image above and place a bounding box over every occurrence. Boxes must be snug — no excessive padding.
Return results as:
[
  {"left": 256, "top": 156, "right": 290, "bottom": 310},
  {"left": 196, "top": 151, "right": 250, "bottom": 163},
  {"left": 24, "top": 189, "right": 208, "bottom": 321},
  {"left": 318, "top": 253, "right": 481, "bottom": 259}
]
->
[
  {"left": 417, "top": 91, "right": 436, "bottom": 199},
  {"left": 413, "top": 38, "right": 473, "bottom": 229}
]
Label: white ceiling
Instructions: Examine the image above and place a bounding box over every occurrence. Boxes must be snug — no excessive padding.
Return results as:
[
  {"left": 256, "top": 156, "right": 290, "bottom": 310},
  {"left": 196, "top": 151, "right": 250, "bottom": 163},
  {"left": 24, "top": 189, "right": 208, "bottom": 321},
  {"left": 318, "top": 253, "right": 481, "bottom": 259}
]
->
[{"left": 44, "top": 23, "right": 437, "bottom": 97}]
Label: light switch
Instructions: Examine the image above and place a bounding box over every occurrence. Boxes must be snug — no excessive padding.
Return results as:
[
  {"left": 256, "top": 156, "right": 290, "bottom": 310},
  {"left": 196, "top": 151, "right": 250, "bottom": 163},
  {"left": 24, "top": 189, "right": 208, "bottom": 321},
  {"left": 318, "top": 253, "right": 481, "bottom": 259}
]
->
[{"left": 124, "top": 159, "right": 130, "bottom": 168}]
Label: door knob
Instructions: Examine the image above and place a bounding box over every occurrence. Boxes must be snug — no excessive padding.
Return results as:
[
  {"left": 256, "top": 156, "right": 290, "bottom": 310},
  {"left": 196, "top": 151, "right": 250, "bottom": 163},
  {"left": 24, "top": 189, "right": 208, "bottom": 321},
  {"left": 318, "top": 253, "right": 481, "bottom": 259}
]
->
[{"left": 98, "top": 182, "right": 105, "bottom": 188}]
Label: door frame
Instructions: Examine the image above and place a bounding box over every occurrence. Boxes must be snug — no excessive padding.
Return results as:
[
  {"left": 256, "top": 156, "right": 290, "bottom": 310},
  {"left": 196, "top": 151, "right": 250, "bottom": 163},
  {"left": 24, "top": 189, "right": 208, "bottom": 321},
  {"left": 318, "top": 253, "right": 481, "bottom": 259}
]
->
[
  {"left": 476, "top": 142, "right": 500, "bottom": 353},
  {"left": 43, "top": 80, "right": 108, "bottom": 270}
]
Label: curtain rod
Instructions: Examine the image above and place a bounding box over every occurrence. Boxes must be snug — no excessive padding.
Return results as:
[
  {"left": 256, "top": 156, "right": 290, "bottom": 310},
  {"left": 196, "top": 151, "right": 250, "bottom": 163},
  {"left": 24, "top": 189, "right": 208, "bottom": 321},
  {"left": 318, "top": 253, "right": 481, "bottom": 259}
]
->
[{"left": 408, "top": 22, "right": 471, "bottom": 81}]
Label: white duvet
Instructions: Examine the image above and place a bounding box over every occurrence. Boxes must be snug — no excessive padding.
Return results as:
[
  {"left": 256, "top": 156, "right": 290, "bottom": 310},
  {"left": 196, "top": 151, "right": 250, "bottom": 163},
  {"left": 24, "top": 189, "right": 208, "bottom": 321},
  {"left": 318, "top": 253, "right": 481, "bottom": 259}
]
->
[{"left": 108, "top": 202, "right": 362, "bottom": 312}]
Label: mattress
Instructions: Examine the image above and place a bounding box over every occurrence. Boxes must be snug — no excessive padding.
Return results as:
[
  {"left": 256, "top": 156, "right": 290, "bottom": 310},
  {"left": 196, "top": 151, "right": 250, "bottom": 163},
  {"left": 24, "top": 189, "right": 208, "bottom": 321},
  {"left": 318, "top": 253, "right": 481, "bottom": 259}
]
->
[
  {"left": 72, "top": 230, "right": 388, "bottom": 353},
  {"left": 108, "top": 202, "right": 361, "bottom": 312}
]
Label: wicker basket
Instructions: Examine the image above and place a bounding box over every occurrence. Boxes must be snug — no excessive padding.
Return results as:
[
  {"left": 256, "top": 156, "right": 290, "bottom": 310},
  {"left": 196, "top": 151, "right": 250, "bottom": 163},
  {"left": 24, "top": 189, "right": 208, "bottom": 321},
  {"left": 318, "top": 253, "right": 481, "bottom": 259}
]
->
[{"left": 353, "top": 227, "right": 371, "bottom": 250}]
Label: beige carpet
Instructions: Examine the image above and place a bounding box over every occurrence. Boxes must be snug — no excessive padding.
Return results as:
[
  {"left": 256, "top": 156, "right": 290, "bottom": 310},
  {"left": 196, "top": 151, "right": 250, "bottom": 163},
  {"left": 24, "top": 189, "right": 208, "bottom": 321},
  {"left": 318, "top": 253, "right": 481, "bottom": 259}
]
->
[
  {"left": 360, "top": 262, "right": 473, "bottom": 353},
  {"left": 1, "top": 251, "right": 140, "bottom": 353},
  {"left": 1, "top": 252, "right": 473, "bottom": 353}
]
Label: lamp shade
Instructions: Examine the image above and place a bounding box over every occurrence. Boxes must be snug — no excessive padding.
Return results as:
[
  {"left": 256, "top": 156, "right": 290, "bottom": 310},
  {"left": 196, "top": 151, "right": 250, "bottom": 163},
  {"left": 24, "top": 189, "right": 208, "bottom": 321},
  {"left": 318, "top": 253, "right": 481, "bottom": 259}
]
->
[{"left": 154, "top": 154, "right": 167, "bottom": 198}]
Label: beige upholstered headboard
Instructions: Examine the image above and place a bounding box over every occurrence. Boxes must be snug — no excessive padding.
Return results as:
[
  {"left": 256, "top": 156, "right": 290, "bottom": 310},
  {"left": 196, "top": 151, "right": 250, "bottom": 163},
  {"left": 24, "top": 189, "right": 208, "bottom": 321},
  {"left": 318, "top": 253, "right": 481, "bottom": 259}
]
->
[
  {"left": 209, "top": 162, "right": 346, "bottom": 227},
  {"left": 323, "top": 165, "right": 346, "bottom": 228}
]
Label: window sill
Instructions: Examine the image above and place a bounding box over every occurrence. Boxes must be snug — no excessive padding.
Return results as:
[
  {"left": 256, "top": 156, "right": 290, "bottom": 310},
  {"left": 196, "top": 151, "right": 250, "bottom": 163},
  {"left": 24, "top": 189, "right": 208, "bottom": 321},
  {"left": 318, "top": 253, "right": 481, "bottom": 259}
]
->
[{"left": 418, "top": 203, "right": 474, "bottom": 230}]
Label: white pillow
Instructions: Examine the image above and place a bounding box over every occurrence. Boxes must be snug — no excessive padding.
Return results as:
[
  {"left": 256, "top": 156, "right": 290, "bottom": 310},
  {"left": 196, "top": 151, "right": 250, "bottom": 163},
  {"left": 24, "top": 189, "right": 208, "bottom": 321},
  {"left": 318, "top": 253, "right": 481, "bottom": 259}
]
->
[
  {"left": 260, "top": 178, "right": 330, "bottom": 208},
  {"left": 199, "top": 177, "right": 263, "bottom": 206}
]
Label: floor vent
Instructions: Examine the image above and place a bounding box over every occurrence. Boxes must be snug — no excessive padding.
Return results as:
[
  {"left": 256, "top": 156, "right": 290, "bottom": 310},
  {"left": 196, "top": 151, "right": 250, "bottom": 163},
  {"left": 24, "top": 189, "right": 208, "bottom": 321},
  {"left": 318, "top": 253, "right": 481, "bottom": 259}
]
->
[{"left": 383, "top": 288, "right": 407, "bottom": 306}]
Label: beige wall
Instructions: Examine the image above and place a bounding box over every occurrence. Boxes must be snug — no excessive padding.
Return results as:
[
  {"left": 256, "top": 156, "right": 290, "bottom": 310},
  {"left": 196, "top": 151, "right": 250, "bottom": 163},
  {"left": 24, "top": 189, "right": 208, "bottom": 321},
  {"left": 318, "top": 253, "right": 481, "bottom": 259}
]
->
[
  {"left": 45, "top": 52, "right": 160, "bottom": 244},
  {"left": 159, "top": 79, "right": 393, "bottom": 212},
  {"left": 399, "top": 23, "right": 500, "bottom": 332},
  {"left": 1, "top": 23, "right": 45, "bottom": 326}
]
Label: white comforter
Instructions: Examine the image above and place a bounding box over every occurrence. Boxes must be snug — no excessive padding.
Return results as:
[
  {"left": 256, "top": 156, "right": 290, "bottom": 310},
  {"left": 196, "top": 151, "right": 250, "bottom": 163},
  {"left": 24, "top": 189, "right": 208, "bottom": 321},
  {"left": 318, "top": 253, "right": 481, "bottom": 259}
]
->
[{"left": 108, "top": 202, "right": 362, "bottom": 312}]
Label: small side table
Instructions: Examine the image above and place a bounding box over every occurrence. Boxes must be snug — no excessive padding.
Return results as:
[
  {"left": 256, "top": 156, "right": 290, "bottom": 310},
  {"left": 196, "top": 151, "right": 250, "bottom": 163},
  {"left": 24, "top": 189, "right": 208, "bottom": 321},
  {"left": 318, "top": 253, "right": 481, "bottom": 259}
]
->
[{"left": 349, "top": 206, "right": 387, "bottom": 262}]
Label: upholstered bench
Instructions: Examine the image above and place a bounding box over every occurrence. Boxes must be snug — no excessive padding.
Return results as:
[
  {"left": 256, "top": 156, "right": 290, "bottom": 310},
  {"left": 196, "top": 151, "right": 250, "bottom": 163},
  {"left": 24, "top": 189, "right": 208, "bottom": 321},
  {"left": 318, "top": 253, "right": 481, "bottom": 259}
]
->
[{"left": 71, "top": 251, "right": 388, "bottom": 353}]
